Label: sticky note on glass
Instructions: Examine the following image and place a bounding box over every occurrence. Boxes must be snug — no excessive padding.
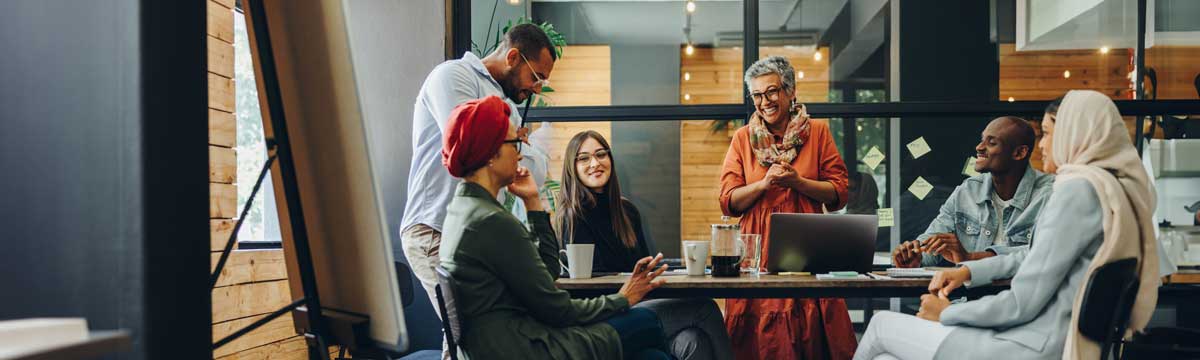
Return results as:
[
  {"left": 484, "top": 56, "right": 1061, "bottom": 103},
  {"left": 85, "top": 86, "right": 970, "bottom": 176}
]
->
[
  {"left": 908, "top": 176, "right": 933, "bottom": 200},
  {"left": 863, "top": 146, "right": 886, "bottom": 170},
  {"left": 962, "top": 157, "right": 981, "bottom": 177},
  {"left": 907, "top": 137, "right": 932, "bottom": 159},
  {"left": 877, "top": 208, "right": 894, "bottom": 227}
]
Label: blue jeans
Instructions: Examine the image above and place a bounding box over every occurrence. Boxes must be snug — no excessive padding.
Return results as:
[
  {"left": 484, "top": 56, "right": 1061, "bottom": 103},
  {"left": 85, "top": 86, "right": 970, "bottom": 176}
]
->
[{"left": 605, "top": 307, "right": 673, "bottom": 360}]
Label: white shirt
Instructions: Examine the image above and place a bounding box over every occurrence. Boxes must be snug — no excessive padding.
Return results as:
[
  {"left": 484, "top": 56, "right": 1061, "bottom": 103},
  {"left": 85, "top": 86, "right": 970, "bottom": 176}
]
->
[
  {"left": 990, "top": 191, "right": 1013, "bottom": 246},
  {"left": 400, "top": 52, "right": 546, "bottom": 233}
]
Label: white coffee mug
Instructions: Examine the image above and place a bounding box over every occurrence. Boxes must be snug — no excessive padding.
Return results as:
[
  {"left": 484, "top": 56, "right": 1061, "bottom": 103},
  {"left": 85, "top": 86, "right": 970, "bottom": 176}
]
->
[
  {"left": 565, "top": 244, "right": 595, "bottom": 279},
  {"left": 683, "top": 240, "right": 709, "bottom": 276}
]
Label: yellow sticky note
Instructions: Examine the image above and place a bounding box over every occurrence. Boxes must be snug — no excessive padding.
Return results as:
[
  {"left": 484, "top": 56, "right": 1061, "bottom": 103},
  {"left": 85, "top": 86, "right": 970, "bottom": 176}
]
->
[
  {"left": 877, "top": 208, "right": 894, "bottom": 227},
  {"left": 962, "top": 157, "right": 981, "bottom": 177},
  {"left": 908, "top": 176, "right": 933, "bottom": 200},
  {"left": 863, "top": 146, "right": 886, "bottom": 170},
  {"left": 907, "top": 137, "right": 932, "bottom": 159}
]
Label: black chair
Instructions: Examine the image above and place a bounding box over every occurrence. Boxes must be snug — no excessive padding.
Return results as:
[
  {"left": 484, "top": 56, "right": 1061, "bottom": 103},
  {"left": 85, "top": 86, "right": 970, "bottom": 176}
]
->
[
  {"left": 1078, "top": 258, "right": 1140, "bottom": 360},
  {"left": 435, "top": 266, "right": 464, "bottom": 360}
]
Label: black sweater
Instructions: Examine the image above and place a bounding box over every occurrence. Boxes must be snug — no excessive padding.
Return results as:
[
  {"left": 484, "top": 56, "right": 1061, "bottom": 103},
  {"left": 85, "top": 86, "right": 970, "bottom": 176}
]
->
[{"left": 566, "top": 194, "right": 653, "bottom": 273}]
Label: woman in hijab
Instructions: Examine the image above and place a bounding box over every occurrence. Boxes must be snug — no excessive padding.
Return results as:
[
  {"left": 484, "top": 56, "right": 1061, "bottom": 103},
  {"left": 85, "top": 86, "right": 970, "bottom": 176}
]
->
[
  {"left": 853, "top": 90, "right": 1159, "bottom": 360},
  {"left": 718, "top": 55, "right": 854, "bottom": 360},
  {"left": 438, "top": 96, "right": 675, "bottom": 359}
]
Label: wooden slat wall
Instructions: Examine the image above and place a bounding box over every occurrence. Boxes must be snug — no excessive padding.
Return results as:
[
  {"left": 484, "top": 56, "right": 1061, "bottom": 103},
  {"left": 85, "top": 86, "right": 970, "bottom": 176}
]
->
[
  {"left": 207, "top": 1, "right": 304, "bottom": 359},
  {"left": 678, "top": 47, "right": 830, "bottom": 243}
]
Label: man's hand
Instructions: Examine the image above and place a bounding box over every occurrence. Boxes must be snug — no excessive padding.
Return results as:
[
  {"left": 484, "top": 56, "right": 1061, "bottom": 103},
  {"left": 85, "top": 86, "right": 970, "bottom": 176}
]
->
[
  {"left": 922, "top": 233, "right": 969, "bottom": 264},
  {"left": 891, "top": 240, "right": 923, "bottom": 268},
  {"left": 928, "top": 266, "right": 972, "bottom": 298},
  {"left": 917, "top": 293, "right": 951, "bottom": 322}
]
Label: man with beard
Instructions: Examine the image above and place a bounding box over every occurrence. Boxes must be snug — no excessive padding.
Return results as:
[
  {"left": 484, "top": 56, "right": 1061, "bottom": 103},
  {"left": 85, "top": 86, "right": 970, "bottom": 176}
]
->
[
  {"left": 400, "top": 24, "right": 556, "bottom": 356},
  {"left": 893, "top": 116, "right": 1054, "bottom": 268}
]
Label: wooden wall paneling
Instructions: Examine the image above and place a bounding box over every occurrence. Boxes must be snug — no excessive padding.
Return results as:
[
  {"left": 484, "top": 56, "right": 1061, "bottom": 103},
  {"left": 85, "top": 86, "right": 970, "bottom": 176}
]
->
[
  {"left": 998, "top": 44, "right": 1131, "bottom": 101},
  {"left": 207, "top": 1, "right": 234, "bottom": 43},
  {"left": 213, "top": 314, "right": 297, "bottom": 358},
  {"left": 210, "top": 183, "right": 238, "bottom": 219},
  {"left": 531, "top": 45, "right": 612, "bottom": 183},
  {"left": 212, "top": 219, "right": 237, "bottom": 251},
  {"left": 1146, "top": 46, "right": 1200, "bottom": 100},
  {"left": 212, "top": 279, "right": 292, "bottom": 323},
  {"left": 210, "top": 108, "right": 237, "bottom": 147},
  {"left": 214, "top": 336, "right": 307, "bottom": 360},
  {"left": 209, "top": 72, "right": 236, "bottom": 113},
  {"left": 209, "top": 35, "right": 235, "bottom": 79},
  {"left": 210, "top": 146, "right": 237, "bottom": 184},
  {"left": 211, "top": 0, "right": 235, "bottom": 11},
  {"left": 211, "top": 250, "right": 288, "bottom": 288}
]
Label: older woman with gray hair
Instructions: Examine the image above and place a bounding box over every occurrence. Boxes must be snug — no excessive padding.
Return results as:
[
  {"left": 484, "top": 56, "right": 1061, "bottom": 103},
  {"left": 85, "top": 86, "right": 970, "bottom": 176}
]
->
[{"left": 718, "top": 56, "right": 854, "bottom": 359}]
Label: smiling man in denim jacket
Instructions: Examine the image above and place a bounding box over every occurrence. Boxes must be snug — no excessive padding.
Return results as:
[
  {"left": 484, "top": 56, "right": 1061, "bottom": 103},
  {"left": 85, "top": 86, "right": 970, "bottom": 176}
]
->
[{"left": 893, "top": 117, "right": 1054, "bottom": 268}]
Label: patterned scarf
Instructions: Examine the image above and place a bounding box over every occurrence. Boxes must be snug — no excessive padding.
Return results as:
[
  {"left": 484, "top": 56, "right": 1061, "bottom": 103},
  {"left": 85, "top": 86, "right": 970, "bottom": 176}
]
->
[{"left": 748, "top": 102, "right": 811, "bottom": 167}]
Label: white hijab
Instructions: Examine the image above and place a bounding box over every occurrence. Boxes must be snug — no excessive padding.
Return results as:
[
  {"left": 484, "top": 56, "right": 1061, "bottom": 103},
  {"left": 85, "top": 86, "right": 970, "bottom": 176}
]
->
[{"left": 1054, "top": 90, "right": 1159, "bottom": 360}]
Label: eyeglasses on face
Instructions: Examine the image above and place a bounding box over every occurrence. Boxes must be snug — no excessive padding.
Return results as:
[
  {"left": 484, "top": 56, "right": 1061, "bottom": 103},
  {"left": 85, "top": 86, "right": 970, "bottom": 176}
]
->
[
  {"left": 748, "top": 87, "right": 783, "bottom": 104},
  {"left": 575, "top": 149, "right": 611, "bottom": 164},
  {"left": 518, "top": 52, "right": 550, "bottom": 88}
]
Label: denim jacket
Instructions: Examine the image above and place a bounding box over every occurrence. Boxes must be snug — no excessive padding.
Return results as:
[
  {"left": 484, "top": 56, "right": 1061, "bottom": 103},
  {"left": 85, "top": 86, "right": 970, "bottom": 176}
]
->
[{"left": 919, "top": 166, "right": 1055, "bottom": 266}]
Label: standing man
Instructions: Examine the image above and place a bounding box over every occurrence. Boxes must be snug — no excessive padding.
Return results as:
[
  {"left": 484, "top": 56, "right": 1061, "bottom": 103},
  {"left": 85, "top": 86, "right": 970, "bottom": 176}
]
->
[
  {"left": 400, "top": 23, "right": 557, "bottom": 332},
  {"left": 893, "top": 116, "right": 1055, "bottom": 267}
]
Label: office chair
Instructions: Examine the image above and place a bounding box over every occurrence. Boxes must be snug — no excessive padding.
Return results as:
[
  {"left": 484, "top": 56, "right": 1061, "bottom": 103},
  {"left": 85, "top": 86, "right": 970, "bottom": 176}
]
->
[
  {"left": 1078, "top": 258, "right": 1140, "bottom": 360},
  {"left": 435, "top": 267, "right": 463, "bottom": 360}
]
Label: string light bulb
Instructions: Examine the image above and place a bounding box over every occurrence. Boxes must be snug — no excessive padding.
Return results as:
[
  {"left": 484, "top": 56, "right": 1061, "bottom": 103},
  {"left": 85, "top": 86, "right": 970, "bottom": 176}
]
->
[
  {"left": 1008, "top": 97, "right": 1015, "bottom": 102},
  {"left": 684, "top": 93, "right": 692, "bottom": 101},
  {"left": 796, "top": 70, "right": 805, "bottom": 79},
  {"left": 685, "top": 44, "right": 695, "bottom": 56},
  {"left": 1063, "top": 70, "right": 1071, "bottom": 79},
  {"left": 686, "top": 1, "right": 696, "bottom": 13},
  {"left": 684, "top": 72, "right": 691, "bottom": 81},
  {"left": 1100, "top": 46, "right": 1110, "bottom": 54},
  {"left": 813, "top": 51, "right": 822, "bottom": 61}
]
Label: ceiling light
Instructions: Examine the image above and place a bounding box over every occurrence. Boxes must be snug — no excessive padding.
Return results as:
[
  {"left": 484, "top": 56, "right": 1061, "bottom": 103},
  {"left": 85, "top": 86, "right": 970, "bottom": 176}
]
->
[
  {"left": 1100, "top": 46, "right": 1110, "bottom": 54},
  {"left": 796, "top": 70, "right": 805, "bottom": 79},
  {"left": 813, "top": 51, "right": 822, "bottom": 61},
  {"left": 1008, "top": 97, "right": 1015, "bottom": 102},
  {"left": 684, "top": 93, "right": 692, "bottom": 101},
  {"left": 1063, "top": 70, "right": 1071, "bottom": 79},
  {"left": 507, "top": 0, "right": 520, "bottom": 5},
  {"left": 686, "top": 1, "right": 696, "bottom": 13},
  {"left": 684, "top": 72, "right": 691, "bottom": 81},
  {"left": 685, "top": 44, "right": 695, "bottom": 56}
]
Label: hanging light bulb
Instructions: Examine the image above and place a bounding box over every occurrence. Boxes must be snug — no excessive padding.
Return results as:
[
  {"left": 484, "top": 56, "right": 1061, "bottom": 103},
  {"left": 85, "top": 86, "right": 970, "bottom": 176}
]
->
[
  {"left": 684, "top": 72, "right": 691, "bottom": 81},
  {"left": 1063, "top": 70, "right": 1071, "bottom": 79},
  {"left": 684, "top": 93, "right": 692, "bottom": 101},
  {"left": 685, "top": 44, "right": 695, "bottom": 56},
  {"left": 686, "top": 1, "right": 696, "bottom": 13},
  {"left": 507, "top": 0, "right": 521, "bottom": 5},
  {"left": 1008, "top": 97, "right": 1015, "bottom": 102},
  {"left": 1099, "top": 46, "right": 1110, "bottom": 54},
  {"left": 796, "top": 70, "right": 805, "bottom": 79},
  {"left": 813, "top": 51, "right": 822, "bottom": 61}
]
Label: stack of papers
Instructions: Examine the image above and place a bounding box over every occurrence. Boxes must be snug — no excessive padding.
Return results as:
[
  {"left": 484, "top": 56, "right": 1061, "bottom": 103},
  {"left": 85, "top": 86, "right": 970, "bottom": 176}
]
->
[
  {"left": 816, "top": 272, "right": 868, "bottom": 280},
  {"left": 886, "top": 267, "right": 938, "bottom": 278}
]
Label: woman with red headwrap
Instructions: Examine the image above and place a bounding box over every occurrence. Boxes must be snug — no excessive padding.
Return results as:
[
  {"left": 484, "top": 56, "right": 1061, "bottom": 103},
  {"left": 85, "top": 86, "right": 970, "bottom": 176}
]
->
[{"left": 437, "top": 96, "right": 675, "bottom": 359}]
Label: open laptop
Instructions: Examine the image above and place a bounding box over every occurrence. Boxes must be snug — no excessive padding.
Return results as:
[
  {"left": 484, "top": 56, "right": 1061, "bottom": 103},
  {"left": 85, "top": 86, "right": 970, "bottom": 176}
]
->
[{"left": 765, "top": 213, "right": 877, "bottom": 274}]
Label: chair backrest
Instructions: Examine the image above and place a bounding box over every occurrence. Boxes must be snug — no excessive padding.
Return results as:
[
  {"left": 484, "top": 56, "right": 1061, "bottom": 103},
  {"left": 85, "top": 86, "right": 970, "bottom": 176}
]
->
[
  {"left": 1078, "top": 258, "right": 1140, "bottom": 346},
  {"left": 394, "top": 261, "right": 415, "bottom": 307},
  {"left": 434, "top": 266, "right": 464, "bottom": 349}
]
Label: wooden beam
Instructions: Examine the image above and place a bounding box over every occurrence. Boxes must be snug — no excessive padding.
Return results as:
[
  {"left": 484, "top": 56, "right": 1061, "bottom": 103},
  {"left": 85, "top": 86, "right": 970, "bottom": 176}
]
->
[
  {"left": 210, "top": 146, "right": 237, "bottom": 184},
  {"left": 212, "top": 280, "right": 292, "bottom": 323},
  {"left": 211, "top": 250, "right": 288, "bottom": 288},
  {"left": 209, "top": 72, "right": 235, "bottom": 113},
  {"left": 212, "top": 219, "right": 237, "bottom": 251},
  {"left": 210, "top": 108, "right": 236, "bottom": 148},
  {"left": 211, "top": 183, "right": 237, "bottom": 219},
  {"left": 215, "top": 335, "right": 307, "bottom": 360},
  {"left": 207, "top": 1, "right": 234, "bottom": 44},
  {"left": 208, "top": 35, "right": 235, "bottom": 79},
  {"left": 212, "top": 313, "right": 298, "bottom": 358}
]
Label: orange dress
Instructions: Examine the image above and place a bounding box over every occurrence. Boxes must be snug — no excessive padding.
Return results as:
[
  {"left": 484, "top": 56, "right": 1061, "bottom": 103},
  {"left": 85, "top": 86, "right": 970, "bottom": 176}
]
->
[{"left": 719, "top": 120, "right": 855, "bottom": 360}]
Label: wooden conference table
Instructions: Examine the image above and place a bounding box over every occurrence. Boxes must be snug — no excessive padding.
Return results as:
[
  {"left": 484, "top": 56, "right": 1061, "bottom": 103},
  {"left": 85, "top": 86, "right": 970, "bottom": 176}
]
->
[{"left": 557, "top": 272, "right": 1010, "bottom": 299}]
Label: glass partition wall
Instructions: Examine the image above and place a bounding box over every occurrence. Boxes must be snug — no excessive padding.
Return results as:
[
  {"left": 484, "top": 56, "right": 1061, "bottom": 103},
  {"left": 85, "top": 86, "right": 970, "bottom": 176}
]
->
[{"left": 463, "top": 0, "right": 1200, "bottom": 259}]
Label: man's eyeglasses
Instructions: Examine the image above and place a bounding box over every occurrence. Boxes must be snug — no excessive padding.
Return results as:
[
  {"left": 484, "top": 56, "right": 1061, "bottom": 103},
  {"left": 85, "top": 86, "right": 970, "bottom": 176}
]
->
[
  {"left": 519, "top": 52, "right": 550, "bottom": 89},
  {"left": 748, "top": 87, "right": 783, "bottom": 104},
  {"left": 575, "top": 149, "right": 611, "bottom": 164}
]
